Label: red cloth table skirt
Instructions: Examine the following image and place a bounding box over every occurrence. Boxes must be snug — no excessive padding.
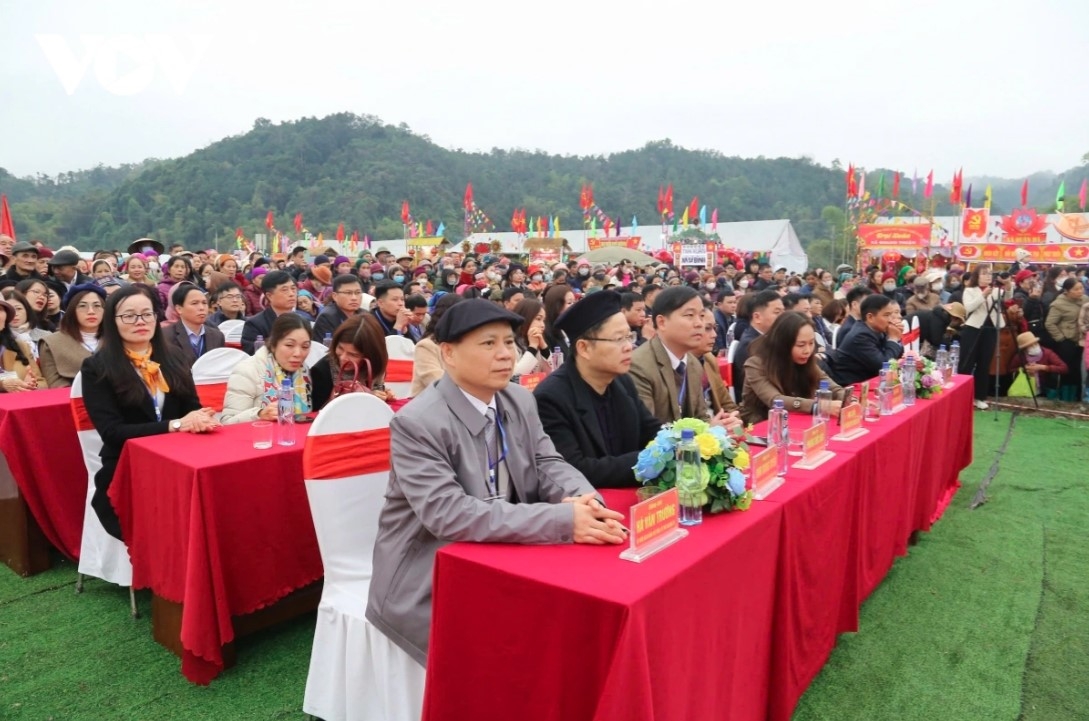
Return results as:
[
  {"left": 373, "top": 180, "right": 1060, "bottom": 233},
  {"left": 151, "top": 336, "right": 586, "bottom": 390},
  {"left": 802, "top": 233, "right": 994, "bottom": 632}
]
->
[
  {"left": 424, "top": 489, "right": 785, "bottom": 721},
  {"left": 0, "top": 388, "right": 85, "bottom": 560},
  {"left": 109, "top": 422, "right": 321, "bottom": 684}
]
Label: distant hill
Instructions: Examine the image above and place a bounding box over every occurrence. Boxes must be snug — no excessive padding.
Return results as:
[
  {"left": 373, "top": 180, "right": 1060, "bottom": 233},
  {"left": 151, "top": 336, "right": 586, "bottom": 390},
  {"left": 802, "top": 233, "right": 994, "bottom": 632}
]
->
[{"left": 0, "top": 113, "right": 1084, "bottom": 255}]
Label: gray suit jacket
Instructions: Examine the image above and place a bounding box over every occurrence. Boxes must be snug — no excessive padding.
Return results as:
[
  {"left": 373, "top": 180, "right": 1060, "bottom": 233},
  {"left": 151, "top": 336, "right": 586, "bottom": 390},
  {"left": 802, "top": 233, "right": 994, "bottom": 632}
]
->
[
  {"left": 365, "top": 375, "right": 597, "bottom": 665},
  {"left": 165, "top": 320, "right": 226, "bottom": 366},
  {"left": 628, "top": 335, "right": 709, "bottom": 423}
]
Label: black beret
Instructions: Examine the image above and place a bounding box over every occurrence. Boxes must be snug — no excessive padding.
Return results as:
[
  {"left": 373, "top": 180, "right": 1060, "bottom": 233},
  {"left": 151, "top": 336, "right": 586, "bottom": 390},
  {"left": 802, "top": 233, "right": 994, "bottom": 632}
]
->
[
  {"left": 554, "top": 290, "right": 623, "bottom": 343},
  {"left": 62, "top": 282, "right": 106, "bottom": 309},
  {"left": 435, "top": 298, "right": 524, "bottom": 343}
]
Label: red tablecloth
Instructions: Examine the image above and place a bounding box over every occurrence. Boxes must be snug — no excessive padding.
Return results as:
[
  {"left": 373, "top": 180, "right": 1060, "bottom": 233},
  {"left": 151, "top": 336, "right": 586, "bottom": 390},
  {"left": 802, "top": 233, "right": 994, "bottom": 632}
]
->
[
  {"left": 424, "top": 489, "right": 784, "bottom": 721},
  {"left": 0, "top": 388, "right": 85, "bottom": 560},
  {"left": 425, "top": 377, "right": 974, "bottom": 721},
  {"left": 109, "top": 422, "right": 321, "bottom": 684}
]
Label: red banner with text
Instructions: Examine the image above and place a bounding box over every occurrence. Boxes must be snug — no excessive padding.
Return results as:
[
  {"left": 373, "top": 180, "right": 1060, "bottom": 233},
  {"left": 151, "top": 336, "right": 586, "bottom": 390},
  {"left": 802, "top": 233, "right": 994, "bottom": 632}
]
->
[
  {"left": 857, "top": 224, "right": 931, "bottom": 249},
  {"left": 586, "top": 236, "right": 642, "bottom": 251}
]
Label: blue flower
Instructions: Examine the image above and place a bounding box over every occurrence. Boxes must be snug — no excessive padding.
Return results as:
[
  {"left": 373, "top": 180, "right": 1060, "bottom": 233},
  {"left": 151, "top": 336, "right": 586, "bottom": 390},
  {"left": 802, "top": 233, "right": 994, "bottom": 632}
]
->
[
  {"left": 726, "top": 468, "right": 747, "bottom": 497},
  {"left": 707, "top": 425, "right": 730, "bottom": 445},
  {"left": 654, "top": 428, "right": 677, "bottom": 451},
  {"left": 633, "top": 447, "right": 666, "bottom": 481}
]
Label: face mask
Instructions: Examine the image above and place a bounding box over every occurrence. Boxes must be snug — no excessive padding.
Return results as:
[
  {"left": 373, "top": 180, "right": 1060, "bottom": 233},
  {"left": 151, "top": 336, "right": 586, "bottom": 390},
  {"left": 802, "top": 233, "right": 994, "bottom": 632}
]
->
[
  {"left": 543, "top": 273, "right": 553, "bottom": 282},
  {"left": 916, "top": 289, "right": 928, "bottom": 298},
  {"left": 738, "top": 280, "right": 750, "bottom": 289},
  {"left": 579, "top": 268, "right": 590, "bottom": 276},
  {"left": 447, "top": 277, "right": 457, "bottom": 286},
  {"left": 823, "top": 280, "right": 833, "bottom": 288},
  {"left": 658, "top": 271, "right": 667, "bottom": 278},
  {"left": 531, "top": 274, "right": 543, "bottom": 282},
  {"left": 705, "top": 282, "right": 717, "bottom": 290},
  {"left": 1028, "top": 345, "right": 1041, "bottom": 355},
  {"left": 392, "top": 275, "right": 405, "bottom": 283},
  {"left": 593, "top": 273, "right": 606, "bottom": 281},
  {"left": 947, "top": 280, "right": 960, "bottom": 289},
  {"left": 931, "top": 283, "right": 942, "bottom": 292},
  {"left": 883, "top": 283, "right": 897, "bottom": 292},
  {"left": 373, "top": 272, "right": 385, "bottom": 281},
  {"left": 486, "top": 272, "right": 499, "bottom": 281}
]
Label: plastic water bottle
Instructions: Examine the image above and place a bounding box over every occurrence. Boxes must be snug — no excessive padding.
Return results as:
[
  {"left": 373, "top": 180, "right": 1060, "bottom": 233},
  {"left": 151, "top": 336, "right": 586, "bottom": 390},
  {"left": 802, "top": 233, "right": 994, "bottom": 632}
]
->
[
  {"left": 323, "top": 332, "right": 332, "bottom": 347},
  {"left": 813, "top": 379, "right": 832, "bottom": 424},
  {"left": 879, "top": 361, "right": 894, "bottom": 416},
  {"left": 949, "top": 341, "right": 960, "bottom": 376},
  {"left": 276, "top": 379, "right": 295, "bottom": 446},
  {"left": 901, "top": 353, "right": 917, "bottom": 406},
  {"left": 254, "top": 334, "right": 265, "bottom": 352},
  {"left": 769, "top": 399, "right": 789, "bottom": 476},
  {"left": 936, "top": 345, "right": 950, "bottom": 384},
  {"left": 675, "top": 429, "right": 703, "bottom": 526},
  {"left": 551, "top": 346, "right": 564, "bottom": 371}
]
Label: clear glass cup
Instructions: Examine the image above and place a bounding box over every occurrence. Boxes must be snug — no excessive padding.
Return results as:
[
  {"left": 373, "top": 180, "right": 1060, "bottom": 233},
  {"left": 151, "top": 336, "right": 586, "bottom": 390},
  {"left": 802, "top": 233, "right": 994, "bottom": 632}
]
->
[
  {"left": 636, "top": 485, "right": 662, "bottom": 503},
  {"left": 252, "top": 420, "right": 273, "bottom": 449}
]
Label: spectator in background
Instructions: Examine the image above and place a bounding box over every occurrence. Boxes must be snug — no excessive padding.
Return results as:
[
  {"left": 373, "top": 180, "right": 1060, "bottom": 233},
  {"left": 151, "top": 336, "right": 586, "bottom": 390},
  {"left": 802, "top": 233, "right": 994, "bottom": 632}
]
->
[
  {"left": 712, "top": 289, "right": 737, "bottom": 353},
  {"left": 209, "top": 282, "right": 247, "bottom": 325},
  {"left": 731, "top": 290, "right": 784, "bottom": 398},
  {"left": 371, "top": 280, "right": 414, "bottom": 338},
  {"left": 620, "top": 292, "right": 647, "bottom": 348},
  {"left": 410, "top": 293, "right": 464, "bottom": 396},
  {"left": 836, "top": 285, "right": 872, "bottom": 348},
  {"left": 404, "top": 294, "right": 428, "bottom": 343},
  {"left": 241, "top": 270, "right": 298, "bottom": 354},
  {"left": 828, "top": 294, "right": 904, "bottom": 387},
  {"left": 501, "top": 286, "right": 525, "bottom": 312},
  {"left": 312, "top": 275, "right": 364, "bottom": 342},
  {"left": 905, "top": 275, "right": 941, "bottom": 315},
  {"left": 311, "top": 313, "right": 393, "bottom": 411}
]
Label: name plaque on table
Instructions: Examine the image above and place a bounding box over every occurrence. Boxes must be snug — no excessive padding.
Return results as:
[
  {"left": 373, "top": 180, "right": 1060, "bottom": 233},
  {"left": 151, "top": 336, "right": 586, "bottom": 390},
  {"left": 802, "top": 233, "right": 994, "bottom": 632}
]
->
[
  {"left": 889, "top": 384, "right": 905, "bottom": 412},
  {"left": 832, "top": 402, "right": 868, "bottom": 442},
  {"left": 518, "top": 373, "right": 546, "bottom": 391},
  {"left": 751, "top": 445, "right": 784, "bottom": 501},
  {"left": 793, "top": 421, "right": 835, "bottom": 470},
  {"left": 620, "top": 487, "right": 688, "bottom": 563}
]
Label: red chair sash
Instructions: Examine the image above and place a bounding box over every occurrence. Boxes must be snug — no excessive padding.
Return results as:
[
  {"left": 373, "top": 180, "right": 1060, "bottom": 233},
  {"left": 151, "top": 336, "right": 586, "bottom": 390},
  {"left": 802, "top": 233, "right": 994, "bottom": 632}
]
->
[
  {"left": 225, "top": 341, "right": 242, "bottom": 349},
  {"left": 70, "top": 397, "right": 94, "bottom": 432},
  {"left": 385, "top": 359, "right": 413, "bottom": 383},
  {"left": 902, "top": 328, "right": 920, "bottom": 345},
  {"left": 303, "top": 428, "right": 391, "bottom": 480},
  {"left": 196, "top": 382, "right": 228, "bottom": 411},
  {"left": 718, "top": 359, "right": 733, "bottom": 387}
]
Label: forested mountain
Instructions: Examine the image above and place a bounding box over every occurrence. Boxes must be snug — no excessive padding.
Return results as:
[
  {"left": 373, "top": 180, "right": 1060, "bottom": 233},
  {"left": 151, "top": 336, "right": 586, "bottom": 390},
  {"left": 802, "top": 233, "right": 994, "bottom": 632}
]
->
[{"left": 0, "top": 113, "right": 1084, "bottom": 258}]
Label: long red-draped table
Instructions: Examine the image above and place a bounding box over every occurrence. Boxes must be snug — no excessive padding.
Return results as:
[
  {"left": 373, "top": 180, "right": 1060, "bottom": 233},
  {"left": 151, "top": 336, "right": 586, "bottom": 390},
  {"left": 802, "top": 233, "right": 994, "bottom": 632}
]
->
[
  {"left": 424, "top": 376, "right": 974, "bottom": 721},
  {"left": 0, "top": 388, "right": 85, "bottom": 573},
  {"left": 109, "top": 422, "right": 322, "bottom": 684}
]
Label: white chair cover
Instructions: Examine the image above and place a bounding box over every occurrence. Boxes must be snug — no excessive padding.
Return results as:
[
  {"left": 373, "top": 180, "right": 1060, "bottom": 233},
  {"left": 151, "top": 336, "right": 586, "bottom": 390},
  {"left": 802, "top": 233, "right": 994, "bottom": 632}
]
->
[
  {"left": 192, "top": 347, "right": 248, "bottom": 414},
  {"left": 220, "top": 319, "right": 244, "bottom": 347},
  {"left": 384, "top": 336, "right": 416, "bottom": 399},
  {"left": 71, "top": 373, "right": 132, "bottom": 586},
  {"left": 306, "top": 342, "right": 328, "bottom": 370},
  {"left": 302, "top": 393, "right": 424, "bottom": 721},
  {"left": 910, "top": 315, "right": 921, "bottom": 353}
]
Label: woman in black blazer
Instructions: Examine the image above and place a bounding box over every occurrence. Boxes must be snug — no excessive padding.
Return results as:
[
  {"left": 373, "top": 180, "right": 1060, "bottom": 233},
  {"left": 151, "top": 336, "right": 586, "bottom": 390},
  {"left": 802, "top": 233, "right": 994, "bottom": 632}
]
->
[{"left": 80, "top": 285, "right": 218, "bottom": 540}]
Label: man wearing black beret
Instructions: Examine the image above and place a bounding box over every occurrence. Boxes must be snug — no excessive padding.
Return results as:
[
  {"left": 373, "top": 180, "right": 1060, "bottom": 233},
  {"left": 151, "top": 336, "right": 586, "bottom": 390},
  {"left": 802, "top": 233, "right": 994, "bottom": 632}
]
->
[
  {"left": 533, "top": 291, "right": 663, "bottom": 487},
  {"left": 367, "top": 298, "right": 626, "bottom": 671}
]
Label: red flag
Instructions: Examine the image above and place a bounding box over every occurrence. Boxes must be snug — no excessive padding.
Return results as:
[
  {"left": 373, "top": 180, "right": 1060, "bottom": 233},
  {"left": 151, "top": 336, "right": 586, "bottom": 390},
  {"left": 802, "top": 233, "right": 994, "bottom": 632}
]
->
[
  {"left": 336, "top": 223, "right": 345, "bottom": 241},
  {"left": 511, "top": 209, "right": 519, "bottom": 231},
  {"left": 657, "top": 185, "right": 665, "bottom": 214},
  {"left": 924, "top": 171, "right": 933, "bottom": 199},
  {"left": 401, "top": 201, "right": 410, "bottom": 224},
  {"left": 426, "top": 220, "right": 434, "bottom": 235},
  {"left": 293, "top": 213, "right": 303, "bottom": 233},
  {"left": 1080, "top": 179, "right": 1088, "bottom": 211},
  {"left": 464, "top": 183, "right": 474, "bottom": 212},
  {"left": 846, "top": 165, "right": 857, "bottom": 198},
  {"left": 892, "top": 172, "right": 900, "bottom": 198},
  {"left": 689, "top": 197, "right": 698, "bottom": 223},
  {"left": 665, "top": 184, "right": 674, "bottom": 214},
  {"left": 265, "top": 211, "right": 274, "bottom": 229},
  {"left": 0, "top": 194, "right": 15, "bottom": 240},
  {"left": 579, "top": 185, "right": 589, "bottom": 210},
  {"left": 1021, "top": 179, "right": 1029, "bottom": 207},
  {"left": 350, "top": 230, "right": 359, "bottom": 243},
  {"left": 587, "top": 184, "right": 594, "bottom": 208}
]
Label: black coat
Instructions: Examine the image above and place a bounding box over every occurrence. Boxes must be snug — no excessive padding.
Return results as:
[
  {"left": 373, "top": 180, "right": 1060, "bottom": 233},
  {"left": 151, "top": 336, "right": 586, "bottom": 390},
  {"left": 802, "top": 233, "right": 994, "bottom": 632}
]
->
[
  {"left": 829, "top": 322, "right": 903, "bottom": 386},
  {"left": 533, "top": 362, "right": 661, "bottom": 488},
  {"left": 164, "top": 320, "right": 226, "bottom": 366},
  {"left": 80, "top": 353, "right": 201, "bottom": 539},
  {"left": 911, "top": 307, "right": 953, "bottom": 357},
  {"left": 732, "top": 325, "right": 760, "bottom": 400},
  {"left": 312, "top": 304, "right": 349, "bottom": 342}
]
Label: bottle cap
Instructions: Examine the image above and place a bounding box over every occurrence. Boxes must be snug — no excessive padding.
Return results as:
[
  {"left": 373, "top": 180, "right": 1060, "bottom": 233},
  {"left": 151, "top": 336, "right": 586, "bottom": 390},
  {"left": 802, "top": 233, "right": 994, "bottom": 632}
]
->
[
  {"left": 819, "top": 379, "right": 829, "bottom": 389},
  {"left": 881, "top": 361, "right": 890, "bottom": 369},
  {"left": 282, "top": 379, "right": 292, "bottom": 387},
  {"left": 773, "top": 399, "right": 785, "bottom": 409},
  {"left": 939, "top": 344, "right": 946, "bottom": 350},
  {"left": 680, "top": 428, "right": 695, "bottom": 440}
]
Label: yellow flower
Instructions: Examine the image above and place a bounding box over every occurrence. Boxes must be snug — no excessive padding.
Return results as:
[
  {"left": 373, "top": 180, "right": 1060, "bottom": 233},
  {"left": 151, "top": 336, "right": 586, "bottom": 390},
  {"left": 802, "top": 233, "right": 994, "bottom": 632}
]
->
[
  {"left": 734, "top": 448, "right": 750, "bottom": 471},
  {"left": 695, "top": 432, "right": 720, "bottom": 460}
]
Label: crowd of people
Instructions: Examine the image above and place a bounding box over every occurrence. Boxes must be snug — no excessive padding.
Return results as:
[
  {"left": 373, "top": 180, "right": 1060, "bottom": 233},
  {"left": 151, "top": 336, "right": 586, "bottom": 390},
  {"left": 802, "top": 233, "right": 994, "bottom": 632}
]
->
[{"left": 5, "top": 229, "right": 1088, "bottom": 678}]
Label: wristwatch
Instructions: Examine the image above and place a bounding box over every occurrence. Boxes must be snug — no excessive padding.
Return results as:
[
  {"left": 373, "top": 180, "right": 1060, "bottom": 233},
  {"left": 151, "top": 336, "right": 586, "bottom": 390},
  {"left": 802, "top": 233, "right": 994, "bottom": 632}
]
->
[
  {"left": 171, "top": 420, "right": 182, "bottom": 432},
  {"left": 792, "top": 398, "right": 802, "bottom": 410}
]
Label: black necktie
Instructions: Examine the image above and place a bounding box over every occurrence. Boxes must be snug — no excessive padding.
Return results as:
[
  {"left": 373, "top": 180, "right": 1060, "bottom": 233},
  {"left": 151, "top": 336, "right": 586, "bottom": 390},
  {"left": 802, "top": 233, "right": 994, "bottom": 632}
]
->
[{"left": 675, "top": 361, "right": 686, "bottom": 412}]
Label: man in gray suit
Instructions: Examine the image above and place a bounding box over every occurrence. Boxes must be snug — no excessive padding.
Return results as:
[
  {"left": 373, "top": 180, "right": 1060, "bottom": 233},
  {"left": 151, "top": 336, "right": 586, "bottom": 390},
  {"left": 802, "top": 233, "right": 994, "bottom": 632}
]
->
[{"left": 366, "top": 299, "right": 627, "bottom": 666}]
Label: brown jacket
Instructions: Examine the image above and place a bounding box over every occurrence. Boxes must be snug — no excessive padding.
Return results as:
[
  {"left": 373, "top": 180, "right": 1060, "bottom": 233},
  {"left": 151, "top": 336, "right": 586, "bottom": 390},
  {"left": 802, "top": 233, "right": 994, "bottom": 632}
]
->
[
  {"left": 628, "top": 336, "right": 709, "bottom": 423},
  {"left": 1045, "top": 293, "right": 1086, "bottom": 343},
  {"left": 741, "top": 354, "right": 843, "bottom": 426},
  {"left": 38, "top": 331, "right": 92, "bottom": 388},
  {"left": 905, "top": 291, "right": 941, "bottom": 316}
]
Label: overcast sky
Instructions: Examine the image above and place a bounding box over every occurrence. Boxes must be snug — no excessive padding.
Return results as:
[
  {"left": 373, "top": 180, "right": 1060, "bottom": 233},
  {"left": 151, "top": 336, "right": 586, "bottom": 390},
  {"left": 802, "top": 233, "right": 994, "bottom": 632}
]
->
[{"left": 3, "top": 0, "right": 1086, "bottom": 180}]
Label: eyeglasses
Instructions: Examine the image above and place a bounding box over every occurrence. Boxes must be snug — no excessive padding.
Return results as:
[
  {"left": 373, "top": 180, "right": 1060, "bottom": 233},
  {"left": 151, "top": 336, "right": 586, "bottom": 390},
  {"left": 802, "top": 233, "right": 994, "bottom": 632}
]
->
[
  {"left": 219, "top": 293, "right": 243, "bottom": 301},
  {"left": 76, "top": 303, "right": 104, "bottom": 311},
  {"left": 25, "top": 288, "right": 46, "bottom": 296},
  {"left": 116, "top": 312, "right": 156, "bottom": 325},
  {"left": 335, "top": 290, "right": 364, "bottom": 297},
  {"left": 584, "top": 332, "right": 637, "bottom": 347}
]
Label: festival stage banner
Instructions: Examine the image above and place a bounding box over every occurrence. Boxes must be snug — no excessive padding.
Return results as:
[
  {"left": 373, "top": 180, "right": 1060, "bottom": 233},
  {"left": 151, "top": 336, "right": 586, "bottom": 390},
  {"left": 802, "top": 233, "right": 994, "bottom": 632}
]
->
[
  {"left": 955, "top": 243, "right": 1089, "bottom": 263},
  {"left": 671, "top": 242, "right": 715, "bottom": 268},
  {"left": 525, "top": 238, "right": 564, "bottom": 266},
  {"left": 857, "top": 224, "right": 931, "bottom": 250},
  {"left": 586, "top": 236, "right": 642, "bottom": 251},
  {"left": 961, "top": 208, "right": 989, "bottom": 240}
]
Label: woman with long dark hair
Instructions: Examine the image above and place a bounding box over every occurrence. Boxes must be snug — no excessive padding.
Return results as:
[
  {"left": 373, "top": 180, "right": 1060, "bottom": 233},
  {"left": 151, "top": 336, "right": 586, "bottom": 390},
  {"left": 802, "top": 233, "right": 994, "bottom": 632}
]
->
[
  {"left": 16, "top": 278, "right": 54, "bottom": 331},
  {"left": 959, "top": 265, "right": 1006, "bottom": 409},
  {"left": 409, "top": 293, "right": 463, "bottom": 396},
  {"left": 0, "top": 298, "right": 40, "bottom": 392},
  {"left": 1, "top": 288, "right": 51, "bottom": 360},
  {"left": 157, "top": 255, "right": 196, "bottom": 310},
  {"left": 741, "top": 311, "right": 847, "bottom": 425},
  {"left": 80, "top": 285, "right": 216, "bottom": 539},
  {"left": 221, "top": 313, "right": 313, "bottom": 424},
  {"left": 311, "top": 313, "right": 392, "bottom": 410},
  {"left": 542, "top": 284, "right": 575, "bottom": 359},
  {"left": 38, "top": 284, "right": 105, "bottom": 388},
  {"left": 512, "top": 297, "right": 551, "bottom": 376}
]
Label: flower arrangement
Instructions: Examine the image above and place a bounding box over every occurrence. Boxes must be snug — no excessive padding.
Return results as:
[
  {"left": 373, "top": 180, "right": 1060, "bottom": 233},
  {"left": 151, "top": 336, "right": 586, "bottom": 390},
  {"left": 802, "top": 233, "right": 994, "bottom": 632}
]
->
[
  {"left": 633, "top": 418, "right": 753, "bottom": 514},
  {"left": 888, "top": 356, "right": 944, "bottom": 399}
]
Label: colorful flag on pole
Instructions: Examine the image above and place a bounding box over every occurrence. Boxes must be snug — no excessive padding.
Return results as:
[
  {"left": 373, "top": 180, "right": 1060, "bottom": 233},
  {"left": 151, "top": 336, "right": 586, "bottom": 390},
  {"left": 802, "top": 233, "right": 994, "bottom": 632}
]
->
[
  {"left": 265, "top": 211, "right": 274, "bottom": 229},
  {"left": 859, "top": 171, "right": 866, "bottom": 198},
  {"left": 877, "top": 173, "right": 886, "bottom": 198},
  {"left": 892, "top": 172, "right": 900, "bottom": 198},
  {"left": 984, "top": 185, "right": 993, "bottom": 210},
  {"left": 680, "top": 206, "right": 689, "bottom": 226},
  {"left": 401, "top": 201, "right": 411, "bottom": 224},
  {"left": 711, "top": 208, "right": 718, "bottom": 231},
  {"left": 846, "top": 164, "right": 857, "bottom": 198},
  {"left": 665, "top": 184, "right": 674, "bottom": 215},
  {"left": 426, "top": 220, "right": 434, "bottom": 236},
  {"left": 0, "top": 194, "right": 15, "bottom": 240},
  {"left": 698, "top": 205, "right": 707, "bottom": 226},
  {"left": 1056, "top": 180, "right": 1066, "bottom": 210},
  {"left": 336, "top": 222, "right": 345, "bottom": 241},
  {"left": 436, "top": 221, "right": 445, "bottom": 236},
  {"left": 632, "top": 215, "right": 637, "bottom": 230},
  {"left": 964, "top": 184, "right": 972, "bottom": 209},
  {"left": 924, "top": 171, "right": 933, "bottom": 199},
  {"left": 464, "top": 183, "right": 473, "bottom": 212},
  {"left": 1080, "top": 179, "right": 1088, "bottom": 210},
  {"left": 294, "top": 213, "right": 303, "bottom": 233},
  {"left": 912, "top": 169, "right": 918, "bottom": 196},
  {"left": 1021, "top": 179, "right": 1029, "bottom": 207}
]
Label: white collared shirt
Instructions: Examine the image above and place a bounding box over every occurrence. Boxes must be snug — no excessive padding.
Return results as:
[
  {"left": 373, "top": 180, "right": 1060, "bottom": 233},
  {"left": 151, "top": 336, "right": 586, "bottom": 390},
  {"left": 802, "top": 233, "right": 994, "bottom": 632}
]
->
[
  {"left": 662, "top": 343, "right": 687, "bottom": 373},
  {"left": 457, "top": 388, "right": 506, "bottom": 498},
  {"left": 458, "top": 388, "right": 497, "bottom": 418}
]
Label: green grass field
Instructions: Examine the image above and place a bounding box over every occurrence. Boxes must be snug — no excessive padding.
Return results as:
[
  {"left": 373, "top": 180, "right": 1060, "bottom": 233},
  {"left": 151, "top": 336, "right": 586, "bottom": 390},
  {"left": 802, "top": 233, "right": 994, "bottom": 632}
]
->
[{"left": 1, "top": 411, "right": 1086, "bottom": 720}]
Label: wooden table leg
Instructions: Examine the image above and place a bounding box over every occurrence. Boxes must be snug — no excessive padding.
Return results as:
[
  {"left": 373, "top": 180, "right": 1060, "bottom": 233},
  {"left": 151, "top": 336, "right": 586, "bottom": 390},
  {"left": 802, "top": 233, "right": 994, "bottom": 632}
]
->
[{"left": 0, "top": 494, "right": 52, "bottom": 577}]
